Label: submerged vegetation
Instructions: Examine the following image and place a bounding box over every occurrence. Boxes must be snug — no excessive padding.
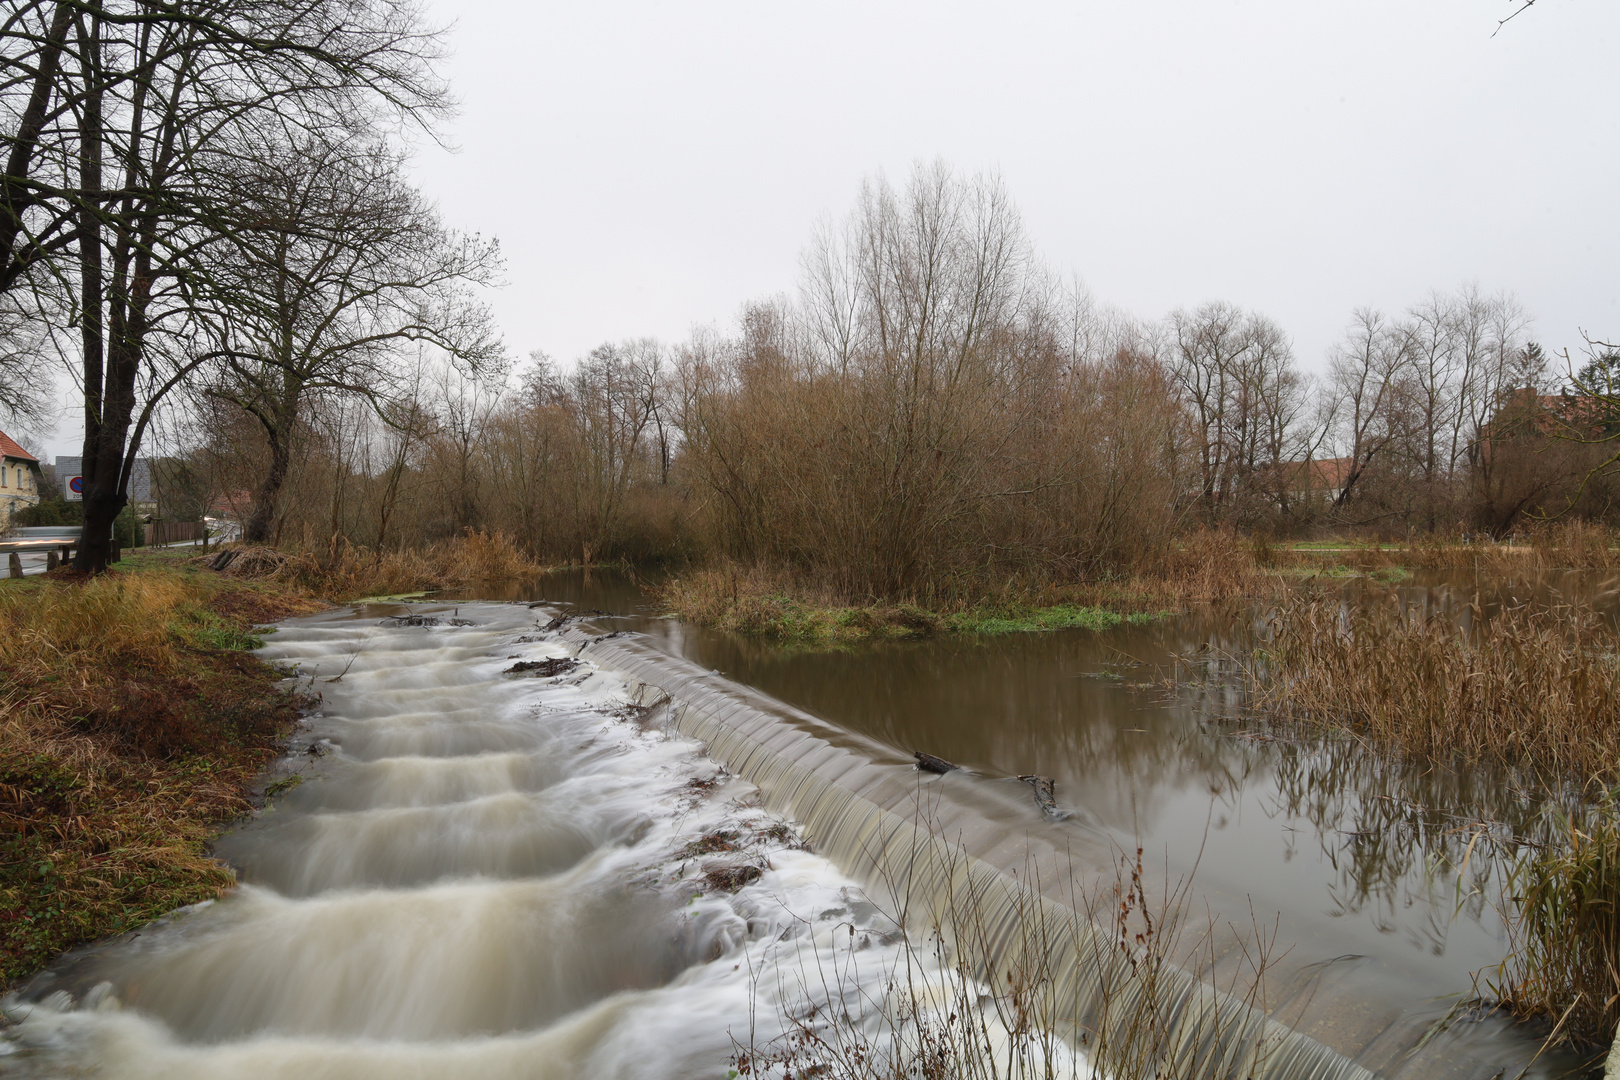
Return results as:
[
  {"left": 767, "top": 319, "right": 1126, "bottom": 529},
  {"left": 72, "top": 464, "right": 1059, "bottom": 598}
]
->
[{"left": 0, "top": 559, "right": 323, "bottom": 984}]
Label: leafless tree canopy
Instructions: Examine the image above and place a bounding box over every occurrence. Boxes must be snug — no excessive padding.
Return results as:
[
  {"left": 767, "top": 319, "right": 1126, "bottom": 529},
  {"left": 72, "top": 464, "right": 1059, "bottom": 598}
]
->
[{"left": 0, "top": 0, "right": 464, "bottom": 569}]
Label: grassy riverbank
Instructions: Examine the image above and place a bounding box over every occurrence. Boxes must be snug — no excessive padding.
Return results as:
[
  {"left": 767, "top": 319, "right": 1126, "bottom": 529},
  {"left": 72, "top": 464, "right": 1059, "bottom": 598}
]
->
[
  {"left": 652, "top": 530, "right": 1294, "bottom": 643},
  {"left": 0, "top": 554, "right": 325, "bottom": 985},
  {"left": 207, "top": 529, "right": 546, "bottom": 601}
]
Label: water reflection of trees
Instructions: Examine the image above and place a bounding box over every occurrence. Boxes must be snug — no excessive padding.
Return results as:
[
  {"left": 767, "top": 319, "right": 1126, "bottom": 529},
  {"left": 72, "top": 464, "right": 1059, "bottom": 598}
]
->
[{"left": 1262, "top": 725, "right": 1587, "bottom": 943}]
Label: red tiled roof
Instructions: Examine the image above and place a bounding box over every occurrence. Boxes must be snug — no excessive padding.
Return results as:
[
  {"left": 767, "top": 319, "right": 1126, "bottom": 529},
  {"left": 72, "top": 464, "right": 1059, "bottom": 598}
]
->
[
  {"left": 0, "top": 430, "right": 36, "bottom": 463},
  {"left": 1278, "top": 456, "right": 1353, "bottom": 491},
  {"left": 1306, "top": 456, "right": 1353, "bottom": 489}
]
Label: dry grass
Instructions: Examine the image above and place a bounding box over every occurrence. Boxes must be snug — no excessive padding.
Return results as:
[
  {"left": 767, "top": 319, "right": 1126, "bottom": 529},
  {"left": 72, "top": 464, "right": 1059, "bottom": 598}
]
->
[
  {"left": 206, "top": 529, "right": 545, "bottom": 600},
  {"left": 1068, "top": 528, "right": 1295, "bottom": 610},
  {"left": 1234, "top": 589, "right": 1620, "bottom": 1051},
  {"left": 1317, "top": 520, "right": 1620, "bottom": 574},
  {"left": 0, "top": 566, "right": 322, "bottom": 984},
  {"left": 652, "top": 565, "right": 944, "bottom": 642},
  {"left": 657, "top": 531, "right": 1283, "bottom": 641},
  {"left": 1243, "top": 592, "right": 1620, "bottom": 782}
]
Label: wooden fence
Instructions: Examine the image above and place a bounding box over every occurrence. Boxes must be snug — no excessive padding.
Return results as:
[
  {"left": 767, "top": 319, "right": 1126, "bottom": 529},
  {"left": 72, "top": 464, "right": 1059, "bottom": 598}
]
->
[{"left": 143, "top": 521, "right": 208, "bottom": 547}]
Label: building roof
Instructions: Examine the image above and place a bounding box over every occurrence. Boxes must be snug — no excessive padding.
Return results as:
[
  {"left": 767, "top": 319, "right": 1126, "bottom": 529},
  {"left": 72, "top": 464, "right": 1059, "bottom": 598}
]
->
[
  {"left": 0, "top": 430, "right": 37, "bottom": 463},
  {"left": 1279, "top": 456, "right": 1353, "bottom": 492}
]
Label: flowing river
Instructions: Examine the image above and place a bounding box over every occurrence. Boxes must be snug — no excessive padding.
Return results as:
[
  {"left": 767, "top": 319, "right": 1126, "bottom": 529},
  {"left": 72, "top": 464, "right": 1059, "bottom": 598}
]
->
[
  {"left": 1, "top": 603, "right": 990, "bottom": 1078},
  {"left": 0, "top": 571, "right": 1604, "bottom": 1078}
]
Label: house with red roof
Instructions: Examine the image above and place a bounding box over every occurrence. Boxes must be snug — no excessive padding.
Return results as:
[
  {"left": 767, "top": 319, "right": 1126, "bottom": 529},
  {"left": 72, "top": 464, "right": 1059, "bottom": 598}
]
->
[
  {"left": 1274, "top": 456, "right": 1355, "bottom": 505},
  {"left": 0, "top": 429, "right": 40, "bottom": 528}
]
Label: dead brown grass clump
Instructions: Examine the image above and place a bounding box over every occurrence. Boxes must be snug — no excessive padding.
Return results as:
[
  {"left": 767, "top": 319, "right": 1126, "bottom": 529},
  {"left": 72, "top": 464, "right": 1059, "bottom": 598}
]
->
[
  {"left": 653, "top": 564, "right": 944, "bottom": 642},
  {"left": 1526, "top": 519, "right": 1620, "bottom": 570},
  {"left": 0, "top": 569, "right": 316, "bottom": 984},
  {"left": 1370, "top": 520, "right": 1620, "bottom": 573},
  {"left": 206, "top": 529, "right": 545, "bottom": 600},
  {"left": 1246, "top": 593, "right": 1620, "bottom": 782},
  {"left": 1119, "top": 527, "right": 1291, "bottom": 606}
]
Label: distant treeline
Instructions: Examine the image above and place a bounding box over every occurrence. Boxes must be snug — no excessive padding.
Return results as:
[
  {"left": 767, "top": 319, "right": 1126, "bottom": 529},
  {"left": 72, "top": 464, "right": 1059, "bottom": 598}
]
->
[{"left": 179, "top": 164, "right": 1618, "bottom": 599}]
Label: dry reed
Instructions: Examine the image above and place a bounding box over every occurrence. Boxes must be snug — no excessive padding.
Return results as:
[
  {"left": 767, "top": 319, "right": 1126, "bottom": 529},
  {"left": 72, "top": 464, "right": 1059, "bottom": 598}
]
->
[
  {"left": 1244, "top": 593, "right": 1620, "bottom": 782},
  {"left": 659, "top": 530, "right": 1285, "bottom": 640},
  {"left": 1232, "top": 589, "right": 1620, "bottom": 1052},
  {"left": 1325, "top": 520, "right": 1620, "bottom": 574},
  {"left": 208, "top": 529, "right": 544, "bottom": 600},
  {"left": 1491, "top": 800, "right": 1620, "bottom": 1052}
]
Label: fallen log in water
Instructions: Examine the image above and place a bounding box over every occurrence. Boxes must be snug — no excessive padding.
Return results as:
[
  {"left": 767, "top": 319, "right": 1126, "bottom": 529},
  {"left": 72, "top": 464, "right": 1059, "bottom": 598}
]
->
[{"left": 1017, "top": 773, "right": 1060, "bottom": 817}]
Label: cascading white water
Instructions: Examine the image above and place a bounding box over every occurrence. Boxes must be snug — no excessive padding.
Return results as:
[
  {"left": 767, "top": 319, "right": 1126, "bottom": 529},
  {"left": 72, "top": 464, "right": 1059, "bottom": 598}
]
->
[{"left": 1, "top": 604, "right": 1036, "bottom": 1080}]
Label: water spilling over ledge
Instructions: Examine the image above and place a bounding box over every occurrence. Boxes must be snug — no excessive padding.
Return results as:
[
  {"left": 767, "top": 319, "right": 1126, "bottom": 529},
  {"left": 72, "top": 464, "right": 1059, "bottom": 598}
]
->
[{"left": 0, "top": 602, "right": 1566, "bottom": 1078}]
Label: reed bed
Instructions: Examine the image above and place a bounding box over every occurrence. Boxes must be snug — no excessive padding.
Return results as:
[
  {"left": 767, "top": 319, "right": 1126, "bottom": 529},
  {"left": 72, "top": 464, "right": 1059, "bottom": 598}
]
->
[
  {"left": 1320, "top": 520, "right": 1620, "bottom": 574},
  {"left": 1245, "top": 593, "right": 1620, "bottom": 783},
  {"left": 659, "top": 530, "right": 1285, "bottom": 642},
  {"left": 207, "top": 529, "right": 545, "bottom": 600},
  {"left": 1490, "top": 801, "right": 1620, "bottom": 1051},
  {"left": 1239, "top": 591, "right": 1620, "bottom": 1050}
]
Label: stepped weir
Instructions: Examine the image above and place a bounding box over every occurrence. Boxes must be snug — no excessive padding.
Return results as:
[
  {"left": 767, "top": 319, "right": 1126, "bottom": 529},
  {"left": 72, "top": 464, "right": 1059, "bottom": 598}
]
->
[{"left": 571, "top": 626, "right": 1521, "bottom": 1080}]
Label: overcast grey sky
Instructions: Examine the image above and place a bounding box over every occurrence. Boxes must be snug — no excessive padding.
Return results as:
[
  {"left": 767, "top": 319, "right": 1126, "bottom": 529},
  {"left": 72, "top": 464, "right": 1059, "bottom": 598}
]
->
[
  {"left": 407, "top": 0, "right": 1616, "bottom": 378},
  {"left": 21, "top": 2, "right": 1619, "bottom": 461}
]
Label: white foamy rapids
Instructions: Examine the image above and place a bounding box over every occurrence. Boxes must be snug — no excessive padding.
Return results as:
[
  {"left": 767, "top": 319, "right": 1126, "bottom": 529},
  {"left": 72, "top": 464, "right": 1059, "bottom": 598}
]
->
[{"left": 0, "top": 604, "right": 1086, "bottom": 1080}]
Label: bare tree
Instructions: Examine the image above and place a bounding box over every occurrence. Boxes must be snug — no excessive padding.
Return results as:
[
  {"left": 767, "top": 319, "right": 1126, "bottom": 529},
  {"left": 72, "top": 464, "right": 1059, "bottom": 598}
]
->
[
  {"left": 200, "top": 132, "right": 502, "bottom": 544},
  {"left": 1168, "top": 302, "right": 1309, "bottom": 525},
  {"left": 1324, "top": 308, "right": 1409, "bottom": 511},
  {"left": 0, "top": 0, "right": 453, "bottom": 570}
]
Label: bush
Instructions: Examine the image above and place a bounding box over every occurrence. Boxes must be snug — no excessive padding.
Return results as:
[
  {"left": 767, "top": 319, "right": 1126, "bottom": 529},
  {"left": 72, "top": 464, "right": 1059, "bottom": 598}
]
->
[{"left": 13, "top": 497, "right": 81, "bottom": 528}]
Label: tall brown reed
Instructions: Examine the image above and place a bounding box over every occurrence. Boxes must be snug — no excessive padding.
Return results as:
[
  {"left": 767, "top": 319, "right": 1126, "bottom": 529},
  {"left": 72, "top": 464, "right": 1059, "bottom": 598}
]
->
[
  {"left": 1491, "top": 801, "right": 1620, "bottom": 1051},
  {"left": 1245, "top": 593, "right": 1620, "bottom": 782},
  {"left": 213, "top": 529, "right": 544, "bottom": 600}
]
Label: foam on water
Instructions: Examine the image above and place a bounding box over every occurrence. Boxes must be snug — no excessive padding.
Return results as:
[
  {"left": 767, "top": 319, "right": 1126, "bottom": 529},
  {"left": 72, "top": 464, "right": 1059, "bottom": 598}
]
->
[{"left": 0, "top": 604, "right": 1068, "bottom": 1079}]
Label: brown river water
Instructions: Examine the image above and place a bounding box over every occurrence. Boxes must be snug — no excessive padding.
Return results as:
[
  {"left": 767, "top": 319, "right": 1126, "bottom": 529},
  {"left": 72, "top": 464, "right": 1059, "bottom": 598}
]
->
[{"left": 0, "top": 567, "right": 1609, "bottom": 1078}]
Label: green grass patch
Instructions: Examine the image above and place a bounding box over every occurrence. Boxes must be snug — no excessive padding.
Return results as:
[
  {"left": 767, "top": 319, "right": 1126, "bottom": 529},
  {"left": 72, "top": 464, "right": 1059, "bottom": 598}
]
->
[
  {"left": 1288, "top": 540, "right": 1405, "bottom": 551},
  {"left": 948, "top": 604, "right": 1171, "bottom": 635},
  {"left": 718, "top": 596, "right": 1171, "bottom": 643},
  {"left": 263, "top": 774, "right": 304, "bottom": 798}
]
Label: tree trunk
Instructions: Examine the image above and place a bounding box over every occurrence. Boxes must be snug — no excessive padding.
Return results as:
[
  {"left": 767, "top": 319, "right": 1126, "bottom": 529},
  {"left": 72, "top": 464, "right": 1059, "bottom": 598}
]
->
[
  {"left": 75, "top": 263, "right": 147, "bottom": 572},
  {"left": 244, "top": 430, "right": 291, "bottom": 544}
]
